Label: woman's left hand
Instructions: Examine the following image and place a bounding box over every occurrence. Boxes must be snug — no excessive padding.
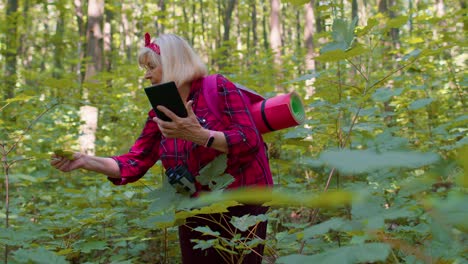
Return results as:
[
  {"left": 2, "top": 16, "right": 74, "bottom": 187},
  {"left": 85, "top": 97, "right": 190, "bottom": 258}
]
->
[{"left": 153, "top": 101, "right": 205, "bottom": 142}]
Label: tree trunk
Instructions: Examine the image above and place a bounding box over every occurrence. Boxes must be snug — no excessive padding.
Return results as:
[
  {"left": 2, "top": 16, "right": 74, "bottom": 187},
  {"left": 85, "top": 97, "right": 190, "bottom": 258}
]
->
[
  {"left": 270, "top": 0, "right": 282, "bottom": 65},
  {"left": 3, "top": 0, "right": 19, "bottom": 101},
  {"left": 261, "top": 0, "right": 269, "bottom": 51},
  {"left": 218, "top": 0, "right": 237, "bottom": 68},
  {"left": 157, "top": 0, "right": 166, "bottom": 34},
  {"left": 53, "top": 1, "right": 65, "bottom": 79},
  {"left": 460, "top": 0, "right": 467, "bottom": 31},
  {"left": 80, "top": 0, "right": 104, "bottom": 156},
  {"left": 352, "top": 0, "right": 358, "bottom": 21},
  {"left": 199, "top": 0, "right": 206, "bottom": 41},
  {"left": 104, "top": 2, "right": 114, "bottom": 72},
  {"left": 304, "top": 0, "right": 316, "bottom": 97},
  {"left": 379, "top": 0, "right": 399, "bottom": 126},
  {"left": 250, "top": 0, "right": 258, "bottom": 51},
  {"left": 223, "top": 0, "right": 237, "bottom": 42},
  {"left": 85, "top": 0, "right": 104, "bottom": 81},
  {"left": 304, "top": 1, "right": 315, "bottom": 71},
  {"left": 74, "top": 0, "right": 85, "bottom": 84}
]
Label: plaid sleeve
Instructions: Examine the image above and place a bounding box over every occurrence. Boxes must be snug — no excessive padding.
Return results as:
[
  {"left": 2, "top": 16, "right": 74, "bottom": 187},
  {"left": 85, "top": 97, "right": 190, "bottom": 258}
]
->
[
  {"left": 107, "top": 110, "right": 161, "bottom": 185},
  {"left": 216, "top": 75, "right": 261, "bottom": 163}
]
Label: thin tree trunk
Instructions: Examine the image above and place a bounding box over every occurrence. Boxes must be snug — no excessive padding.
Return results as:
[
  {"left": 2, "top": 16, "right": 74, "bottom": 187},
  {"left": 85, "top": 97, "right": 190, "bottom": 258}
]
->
[
  {"left": 304, "top": 0, "right": 316, "bottom": 97},
  {"left": 223, "top": 0, "right": 237, "bottom": 42},
  {"left": 357, "top": 0, "right": 367, "bottom": 26},
  {"left": 74, "top": 0, "right": 85, "bottom": 84},
  {"left": 250, "top": 0, "right": 258, "bottom": 52},
  {"left": 104, "top": 1, "right": 114, "bottom": 72},
  {"left": 157, "top": 0, "right": 166, "bottom": 34},
  {"left": 261, "top": 0, "right": 269, "bottom": 51},
  {"left": 270, "top": 0, "right": 282, "bottom": 65},
  {"left": 352, "top": 0, "right": 358, "bottom": 21},
  {"left": 85, "top": 0, "right": 104, "bottom": 81},
  {"left": 460, "top": 0, "right": 467, "bottom": 30},
  {"left": 219, "top": 0, "right": 237, "bottom": 68},
  {"left": 53, "top": 1, "right": 65, "bottom": 79},
  {"left": 191, "top": 1, "right": 196, "bottom": 44},
  {"left": 80, "top": 0, "right": 104, "bottom": 156},
  {"left": 4, "top": 0, "right": 19, "bottom": 101},
  {"left": 199, "top": 0, "right": 206, "bottom": 41},
  {"left": 120, "top": 4, "right": 132, "bottom": 61}
]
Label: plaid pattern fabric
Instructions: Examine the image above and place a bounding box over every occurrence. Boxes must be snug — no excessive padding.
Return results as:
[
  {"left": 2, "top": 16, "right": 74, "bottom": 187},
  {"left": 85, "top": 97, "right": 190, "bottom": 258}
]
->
[{"left": 108, "top": 75, "right": 273, "bottom": 194}]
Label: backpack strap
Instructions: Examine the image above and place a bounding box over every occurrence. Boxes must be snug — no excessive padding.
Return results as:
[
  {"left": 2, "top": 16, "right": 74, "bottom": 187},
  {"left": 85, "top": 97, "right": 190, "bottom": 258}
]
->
[{"left": 202, "top": 74, "right": 223, "bottom": 121}]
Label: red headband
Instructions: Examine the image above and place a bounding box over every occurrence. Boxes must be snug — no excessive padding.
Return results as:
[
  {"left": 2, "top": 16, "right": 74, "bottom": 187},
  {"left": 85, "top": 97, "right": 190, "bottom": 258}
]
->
[{"left": 144, "top": 33, "right": 160, "bottom": 55}]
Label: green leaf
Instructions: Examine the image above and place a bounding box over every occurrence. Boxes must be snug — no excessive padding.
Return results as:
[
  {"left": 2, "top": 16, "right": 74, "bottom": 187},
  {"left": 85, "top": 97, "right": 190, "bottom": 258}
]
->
[
  {"left": 12, "top": 247, "right": 68, "bottom": 264},
  {"left": 176, "top": 200, "right": 240, "bottom": 223},
  {"left": 356, "top": 17, "right": 378, "bottom": 36},
  {"left": 210, "top": 174, "right": 235, "bottom": 191},
  {"left": 284, "top": 0, "right": 310, "bottom": 5},
  {"left": 144, "top": 212, "right": 176, "bottom": 229},
  {"left": 194, "top": 226, "right": 221, "bottom": 237},
  {"left": 277, "top": 243, "right": 391, "bottom": 264},
  {"left": 0, "top": 227, "right": 52, "bottom": 246},
  {"left": 192, "top": 239, "right": 219, "bottom": 250},
  {"left": 148, "top": 180, "right": 186, "bottom": 213},
  {"left": 320, "top": 149, "right": 439, "bottom": 174},
  {"left": 427, "top": 191, "right": 468, "bottom": 232},
  {"left": 74, "top": 240, "right": 108, "bottom": 253},
  {"left": 408, "top": 98, "right": 434, "bottom": 110},
  {"left": 197, "top": 154, "right": 229, "bottom": 186},
  {"left": 301, "top": 218, "right": 349, "bottom": 240},
  {"left": 327, "top": 18, "right": 357, "bottom": 50},
  {"left": 317, "top": 44, "right": 367, "bottom": 62},
  {"left": 386, "top": 15, "right": 409, "bottom": 28},
  {"left": 179, "top": 188, "right": 353, "bottom": 210},
  {"left": 4, "top": 94, "right": 36, "bottom": 103},
  {"left": 371, "top": 87, "right": 404, "bottom": 102},
  {"left": 230, "top": 214, "right": 268, "bottom": 232}
]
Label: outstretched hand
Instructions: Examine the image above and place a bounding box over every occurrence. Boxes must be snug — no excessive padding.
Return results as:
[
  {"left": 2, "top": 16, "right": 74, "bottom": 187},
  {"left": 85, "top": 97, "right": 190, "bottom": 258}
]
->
[
  {"left": 153, "top": 100, "right": 205, "bottom": 142},
  {"left": 50, "top": 152, "right": 85, "bottom": 172}
]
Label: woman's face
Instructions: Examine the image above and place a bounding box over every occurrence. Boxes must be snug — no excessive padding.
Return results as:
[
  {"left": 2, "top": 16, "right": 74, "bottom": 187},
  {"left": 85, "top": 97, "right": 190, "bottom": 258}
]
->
[{"left": 144, "top": 63, "right": 163, "bottom": 85}]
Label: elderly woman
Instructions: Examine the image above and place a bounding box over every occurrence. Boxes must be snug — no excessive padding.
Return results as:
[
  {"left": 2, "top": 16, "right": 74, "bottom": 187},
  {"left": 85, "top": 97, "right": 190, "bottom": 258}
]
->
[{"left": 51, "top": 33, "right": 273, "bottom": 263}]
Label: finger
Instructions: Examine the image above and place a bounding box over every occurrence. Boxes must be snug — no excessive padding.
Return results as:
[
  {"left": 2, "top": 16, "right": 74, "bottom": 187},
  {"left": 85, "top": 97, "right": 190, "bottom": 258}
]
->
[
  {"left": 50, "top": 154, "right": 61, "bottom": 163},
  {"left": 186, "top": 100, "right": 195, "bottom": 116},
  {"left": 156, "top": 105, "right": 179, "bottom": 121}
]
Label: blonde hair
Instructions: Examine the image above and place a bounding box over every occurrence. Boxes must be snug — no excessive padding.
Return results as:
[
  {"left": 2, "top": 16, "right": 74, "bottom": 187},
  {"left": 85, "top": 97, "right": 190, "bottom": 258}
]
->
[{"left": 138, "top": 34, "right": 207, "bottom": 87}]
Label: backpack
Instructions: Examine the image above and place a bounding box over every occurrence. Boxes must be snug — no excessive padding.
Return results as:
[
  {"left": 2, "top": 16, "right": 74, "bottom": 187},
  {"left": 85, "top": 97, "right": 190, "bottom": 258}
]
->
[
  {"left": 202, "top": 74, "right": 273, "bottom": 186},
  {"left": 202, "top": 74, "right": 305, "bottom": 134}
]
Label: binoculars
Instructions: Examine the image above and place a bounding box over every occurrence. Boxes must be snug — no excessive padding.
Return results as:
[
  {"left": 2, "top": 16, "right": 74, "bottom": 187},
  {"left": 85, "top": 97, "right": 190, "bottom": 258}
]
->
[{"left": 166, "top": 164, "right": 196, "bottom": 195}]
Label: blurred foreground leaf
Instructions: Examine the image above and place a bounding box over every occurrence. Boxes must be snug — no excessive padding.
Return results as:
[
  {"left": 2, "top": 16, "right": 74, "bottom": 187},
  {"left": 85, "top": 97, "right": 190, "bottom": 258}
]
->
[{"left": 277, "top": 242, "right": 391, "bottom": 264}]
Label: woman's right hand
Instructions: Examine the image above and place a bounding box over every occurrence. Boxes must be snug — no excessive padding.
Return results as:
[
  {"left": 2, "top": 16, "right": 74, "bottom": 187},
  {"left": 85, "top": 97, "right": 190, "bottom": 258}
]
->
[{"left": 50, "top": 152, "right": 85, "bottom": 172}]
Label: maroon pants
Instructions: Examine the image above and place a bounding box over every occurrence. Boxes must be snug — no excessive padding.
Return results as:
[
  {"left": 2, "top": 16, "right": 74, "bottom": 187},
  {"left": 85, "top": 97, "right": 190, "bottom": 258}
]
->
[{"left": 178, "top": 205, "right": 269, "bottom": 264}]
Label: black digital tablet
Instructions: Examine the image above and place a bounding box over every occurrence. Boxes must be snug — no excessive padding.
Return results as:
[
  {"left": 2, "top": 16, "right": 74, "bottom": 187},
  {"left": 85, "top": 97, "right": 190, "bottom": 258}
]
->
[{"left": 144, "top": 81, "right": 188, "bottom": 121}]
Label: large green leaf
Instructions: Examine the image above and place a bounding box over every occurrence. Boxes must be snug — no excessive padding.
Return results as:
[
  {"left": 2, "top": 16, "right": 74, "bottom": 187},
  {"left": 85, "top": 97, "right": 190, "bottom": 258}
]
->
[
  {"left": 408, "top": 98, "right": 434, "bottom": 110},
  {"left": 301, "top": 217, "right": 351, "bottom": 240},
  {"left": 277, "top": 243, "right": 391, "bottom": 264},
  {"left": 371, "top": 87, "right": 404, "bottom": 102},
  {"left": 321, "top": 18, "right": 358, "bottom": 52},
  {"left": 319, "top": 149, "right": 440, "bottom": 174},
  {"left": 73, "top": 240, "right": 108, "bottom": 253},
  {"left": 197, "top": 154, "right": 234, "bottom": 190},
  {"left": 230, "top": 214, "right": 268, "bottom": 232},
  {"left": 179, "top": 188, "right": 353, "bottom": 209},
  {"left": 12, "top": 247, "right": 68, "bottom": 264},
  {"left": 427, "top": 191, "right": 468, "bottom": 232},
  {"left": 193, "top": 226, "right": 221, "bottom": 237},
  {"left": 316, "top": 44, "right": 367, "bottom": 62}
]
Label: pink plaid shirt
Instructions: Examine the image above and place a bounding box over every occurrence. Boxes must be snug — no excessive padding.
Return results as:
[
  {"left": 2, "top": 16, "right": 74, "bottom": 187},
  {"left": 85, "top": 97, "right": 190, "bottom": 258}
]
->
[{"left": 108, "top": 75, "right": 273, "bottom": 194}]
